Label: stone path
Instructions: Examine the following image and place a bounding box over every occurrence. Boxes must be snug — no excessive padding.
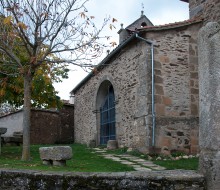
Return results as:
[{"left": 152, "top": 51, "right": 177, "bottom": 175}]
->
[{"left": 92, "top": 148, "right": 166, "bottom": 171}]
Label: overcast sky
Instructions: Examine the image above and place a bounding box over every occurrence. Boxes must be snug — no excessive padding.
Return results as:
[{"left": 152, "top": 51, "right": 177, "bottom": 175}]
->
[{"left": 53, "top": 0, "right": 189, "bottom": 100}]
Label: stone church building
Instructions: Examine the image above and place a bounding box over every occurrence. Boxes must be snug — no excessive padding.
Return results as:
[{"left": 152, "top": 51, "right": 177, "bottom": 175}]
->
[{"left": 71, "top": 0, "right": 220, "bottom": 155}]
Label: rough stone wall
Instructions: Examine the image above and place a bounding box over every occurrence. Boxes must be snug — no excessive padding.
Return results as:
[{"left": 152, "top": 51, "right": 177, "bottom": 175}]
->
[
  {"left": 189, "top": 0, "right": 220, "bottom": 24},
  {"left": 74, "top": 22, "right": 201, "bottom": 154},
  {"left": 0, "top": 169, "right": 206, "bottom": 190},
  {"left": 146, "top": 24, "right": 200, "bottom": 117},
  {"left": 58, "top": 104, "right": 74, "bottom": 144},
  {"left": 156, "top": 117, "right": 199, "bottom": 155},
  {"left": 31, "top": 105, "right": 74, "bottom": 144},
  {"left": 198, "top": 22, "right": 220, "bottom": 190},
  {"left": 74, "top": 40, "right": 152, "bottom": 149},
  {"left": 0, "top": 105, "right": 74, "bottom": 144},
  {"left": 30, "top": 109, "right": 60, "bottom": 144},
  {"left": 144, "top": 22, "right": 201, "bottom": 154}
]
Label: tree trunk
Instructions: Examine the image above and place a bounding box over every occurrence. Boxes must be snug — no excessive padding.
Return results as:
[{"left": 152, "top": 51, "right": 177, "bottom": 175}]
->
[{"left": 21, "top": 73, "right": 32, "bottom": 161}]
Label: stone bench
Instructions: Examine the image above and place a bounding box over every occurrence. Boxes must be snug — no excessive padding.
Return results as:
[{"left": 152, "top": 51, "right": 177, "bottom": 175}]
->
[
  {"left": 39, "top": 146, "right": 73, "bottom": 166},
  {"left": 3, "top": 131, "right": 23, "bottom": 146}
]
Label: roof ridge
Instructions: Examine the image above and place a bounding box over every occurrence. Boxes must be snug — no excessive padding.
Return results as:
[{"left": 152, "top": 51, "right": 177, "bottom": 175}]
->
[{"left": 138, "top": 17, "right": 203, "bottom": 31}]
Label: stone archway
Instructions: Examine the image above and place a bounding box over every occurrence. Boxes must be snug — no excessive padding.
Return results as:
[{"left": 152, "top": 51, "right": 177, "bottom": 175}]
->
[{"left": 96, "top": 80, "right": 116, "bottom": 145}]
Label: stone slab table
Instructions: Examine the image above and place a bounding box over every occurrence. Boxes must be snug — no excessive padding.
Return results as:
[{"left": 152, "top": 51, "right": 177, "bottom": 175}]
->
[{"left": 39, "top": 146, "right": 73, "bottom": 166}]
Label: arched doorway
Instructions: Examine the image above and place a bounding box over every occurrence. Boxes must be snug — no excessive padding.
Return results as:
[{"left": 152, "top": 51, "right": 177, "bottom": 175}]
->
[{"left": 97, "top": 83, "right": 116, "bottom": 145}]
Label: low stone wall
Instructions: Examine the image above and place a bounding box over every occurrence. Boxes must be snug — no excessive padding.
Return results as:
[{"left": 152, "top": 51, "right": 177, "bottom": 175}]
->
[{"left": 0, "top": 169, "right": 205, "bottom": 190}]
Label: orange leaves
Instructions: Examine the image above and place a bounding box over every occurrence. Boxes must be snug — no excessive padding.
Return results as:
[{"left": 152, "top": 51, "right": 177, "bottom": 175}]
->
[
  {"left": 17, "top": 22, "right": 28, "bottom": 30},
  {"left": 0, "top": 89, "right": 5, "bottom": 97},
  {"left": 30, "top": 57, "right": 37, "bottom": 64},
  {"left": 80, "top": 12, "right": 86, "bottom": 19},
  {"left": 112, "top": 18, "right": 117, "bottom": 23},
  {"left": 110, "top": 41, "right": 117, "bottom": 47},
  {"left": 109, "top": 18, "right": 117, "bottom": 30},
  {"left": 3, "top": 16, "right": 13, "bottom": 25},
  {"left": 92, "top": 67, "right": 99, "bottom": 75},
  {"left": 3, "top": 16, "right": 28, "bottom": 30},
  {"left": 11, "top": 85, "right": 22, "bottom": 94}
]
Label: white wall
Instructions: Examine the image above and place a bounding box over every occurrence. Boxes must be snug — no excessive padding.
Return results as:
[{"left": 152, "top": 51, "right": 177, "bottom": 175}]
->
[{"left": 0, "top": 111, "right": 23, "bottom": 137}]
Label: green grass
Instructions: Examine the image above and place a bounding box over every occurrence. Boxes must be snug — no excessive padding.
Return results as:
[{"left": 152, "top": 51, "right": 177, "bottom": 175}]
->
[
  {"left": 0, "top": 144, "right": 134, "bottom": 172},
  {"left": 154, "top": 158, "right": 199, "bottom": 170},
  {"left": 105, "top": 147, "right": 199, "bottom": 170},
  {"left": 0, "top": 144, "right": 199, "bottom": 171}
]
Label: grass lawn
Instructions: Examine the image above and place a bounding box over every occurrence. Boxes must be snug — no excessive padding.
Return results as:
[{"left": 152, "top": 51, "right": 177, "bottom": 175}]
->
[
  {"left": 153, "top": 158, "right": 198, "bottom": 170},
  {"left": 105, "top": 147, "right": 199, "bottom": 170},
  {"left": 0, "top": 144, "right": 134, "bottom": 172},
  {"left": 0, "top": 144, "right": 199, "bottom": 172}
]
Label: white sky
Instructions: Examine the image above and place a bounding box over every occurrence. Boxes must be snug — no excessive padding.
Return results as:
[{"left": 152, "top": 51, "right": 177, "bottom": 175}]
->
[{"left": 53, "top": 0, "right": 189, "bottom": 100}]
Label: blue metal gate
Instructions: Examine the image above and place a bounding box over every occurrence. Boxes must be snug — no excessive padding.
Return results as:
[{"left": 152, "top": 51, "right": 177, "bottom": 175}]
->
[{"left": 100, "top": 85, "right": 116, "bottom": 144}]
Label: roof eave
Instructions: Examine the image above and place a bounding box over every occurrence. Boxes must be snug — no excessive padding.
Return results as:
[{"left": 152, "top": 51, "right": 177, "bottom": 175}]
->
[{"left": 70, "top": 33, "right": 138, "bottom": 94}]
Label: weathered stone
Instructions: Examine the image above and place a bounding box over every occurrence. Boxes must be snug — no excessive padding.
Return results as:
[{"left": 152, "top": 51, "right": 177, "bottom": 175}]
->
[
  {"left": 88, "top": 140, "right": 96, "bottom": 148},
  {"left": 53, "top": 160, "right": 66, "bottom": 167},
  {"left": 162, "top": 97, "right": 172, "bottom": 106},
  {"left": 155, "top": 75, "right": 163, "bottom": 84},
  {"left": 0, "top": 105, "right": 74, "bottom": 145},
  {"left": 42, "top": 160, "right": 52, "bottom": 166},
  {"left": 198, "top": 22, "right": 220, "bottom": 190},
  {"left": 0, "top": 169, "right": 206, "bottom": 190},
  {"left": 39, "top": 146, "right": 72, "bottom": 165},
  {"left": 155, "top": 85, "right": 164, "bottom": 95},
  {"left": 159, "top": 55, "right": 170, "bottom": 63},
  {"left": 156, "top": 117, "right": 199, "bottom": 155},
  {"left": 155, "top": 104, "right": 165, "bottom": 116},
  {"left": 189, "top": 0, "right": 220, "bottom": 24},
  {"left": 191, "top": 88, "right": 199, "bottom": 94},
  {"left": 191, "top": 104, "right": 198, "bottom": 115},
  {"left": 107, "top": 140, "right": 118, "bottom": 150},
  {"left": 73, "top": 15, "right": 201, "bottom": 154}
]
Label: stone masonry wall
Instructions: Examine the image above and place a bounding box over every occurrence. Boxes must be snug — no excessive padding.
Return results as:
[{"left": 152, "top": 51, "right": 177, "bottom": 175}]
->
[
  {"left": 156, "top": 117, "right": 199, "bottom": 155},
  {"left": 74, "top": 22, "right": 201, "bottom": 154},
  {"left": 30, "top": 109, "right": 60, "bottom": 144},
  {"left": 0, "top": 169, "right": 205, "bottom": 190},
  {"left": 0, "top": 105, "right": 74, "bottom": 145},
  {"left": 31, "top": 105, "right": 74, "bottom": 144},
  {"left": 146, "top": 23, "right": 200, "bottom": 118},
  {"left": 189, "top": 0, "right": 220, "bottom": 24},
  {"left": 58, "top": 104, "right": 74, "bottom": 144},
  {"left": 144, "top": 22, "right": 201, "bottom": 154},
  {"left": 74, "top": 40, "right": 152, "bottom": 149}
]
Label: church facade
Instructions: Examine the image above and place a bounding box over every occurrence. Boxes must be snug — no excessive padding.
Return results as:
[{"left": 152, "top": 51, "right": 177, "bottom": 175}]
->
[{"left": 71, "top": 0, "right": 220, "bottom": 154}]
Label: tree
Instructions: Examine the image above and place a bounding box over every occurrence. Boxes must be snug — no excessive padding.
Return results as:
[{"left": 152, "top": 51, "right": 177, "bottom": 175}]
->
[
  {"left": 0, "top": 0, "right": 113, "bottom": 160},
  {"left": 0, "top": 62, "right": 69, "bottom": 109},
  {"left": 0, "top": 102, "right": 17, "bottom": 116}
]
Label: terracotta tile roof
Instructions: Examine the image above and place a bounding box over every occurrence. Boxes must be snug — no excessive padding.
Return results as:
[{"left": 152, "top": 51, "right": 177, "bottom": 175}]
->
[{"left": 137, "top": 18, "right": 203, "bottom": 32}]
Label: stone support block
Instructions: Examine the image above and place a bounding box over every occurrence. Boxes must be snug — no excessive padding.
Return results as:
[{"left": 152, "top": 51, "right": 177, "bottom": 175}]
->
[
  {"left": 107, "top": 140, "right": 118, "bottom": 150},
  {"left": 198, "top": 22, "right": 220, "bottom": 190}
]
